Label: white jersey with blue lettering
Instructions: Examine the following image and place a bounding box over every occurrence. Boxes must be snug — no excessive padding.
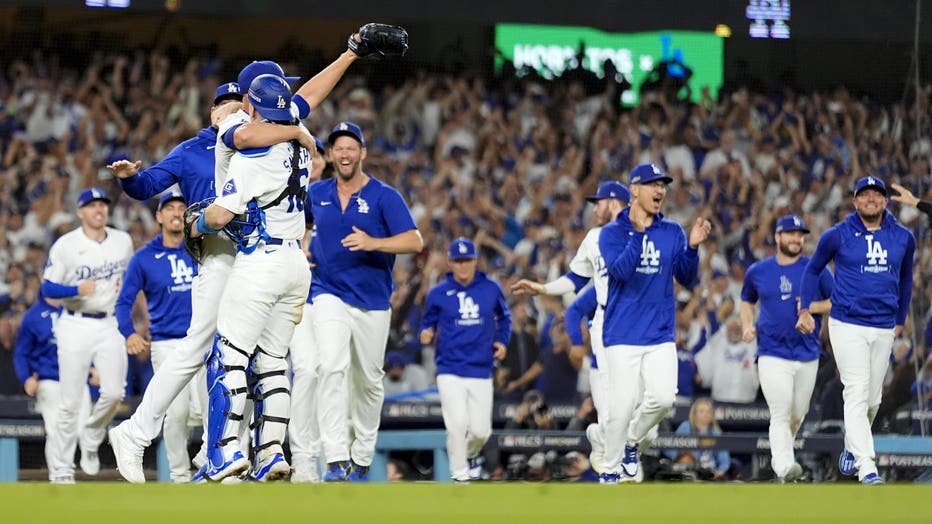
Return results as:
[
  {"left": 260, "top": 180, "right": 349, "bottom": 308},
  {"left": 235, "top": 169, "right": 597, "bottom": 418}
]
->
[
  {"left": 214, "top": 137, "right": 310, "bottom": 242},
  {"left": 568, "top": 226, "right": 608, "bottom": 307},
  {"left": 43, "top": 227, "right": 133, "bottom": 314}
]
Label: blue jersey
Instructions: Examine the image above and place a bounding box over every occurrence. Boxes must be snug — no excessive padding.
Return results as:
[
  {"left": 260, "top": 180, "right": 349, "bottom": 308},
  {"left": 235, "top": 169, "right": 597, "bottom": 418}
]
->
[
  {"left": 599, "top": 209, "right": 699, "bottom": 346},
  {"left": 420, "top": 272, "right": 512, "bottom": 379},
  {"left": 118, "top": 126, "right": 218, "bottom": 203},
  {"left": 801, "top": 211, "right": 915, "bottom": 329},
  {"left": 306, "top": 175, "right": 417, "bottom": 310},
  {"left": 13, "top": 299, "right": 62, "bottom": 383},
  {"left": 564, "top": 285, "right": 599, "bottom": 369},
  {"left": 742, "top": 256, "right": 834, "bottom": 361},
  {"left": 115, "top": 234, "right": 196, "bottom": 341}
]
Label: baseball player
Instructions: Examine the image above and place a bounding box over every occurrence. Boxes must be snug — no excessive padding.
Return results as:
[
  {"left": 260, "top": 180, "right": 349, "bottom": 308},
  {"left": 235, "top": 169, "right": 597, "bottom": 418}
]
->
[
  {"left": 191, "top": 74, "right": 312, "bottom": 482},
  {"left": 41, "top": 187, "right": 133, "bottom": 483},
  {"left": 419, "top": 238, "right": 511, "bottom": 482},
  {"left": 510, "top": 180, "right": 629, "bottom": 474},
  {"left": 114, "top": 191, "right": 200, "bottom": 483},
  {"left": 739, "top": 215, "right": 834, "bottom": 482},
  {"left": 306, "top": 121, "right": 423, "bottom": 481},
  {"left": 108, "top": 45, "right": 359, "bottom": 483},
  {"left": 288, "top": 137, "right": 327, "bottom": 483},
  {"left": 13, "top": 291, "right": 94, "bottom": 482},
  {"left": 598, "top": 163, "right": 710, "bottom": 483},
  {"left": 797, "top": 176, "right": 915, "bottom": 485}
]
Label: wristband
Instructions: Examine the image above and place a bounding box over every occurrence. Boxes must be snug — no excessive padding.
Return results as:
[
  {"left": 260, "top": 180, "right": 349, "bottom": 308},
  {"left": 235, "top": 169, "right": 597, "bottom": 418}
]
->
[
  {"left": 196, "top": 212, "right": 218, "bottom": 234},
  {"left": 798, "top": 308, "right": 810, "bottom": 316}
]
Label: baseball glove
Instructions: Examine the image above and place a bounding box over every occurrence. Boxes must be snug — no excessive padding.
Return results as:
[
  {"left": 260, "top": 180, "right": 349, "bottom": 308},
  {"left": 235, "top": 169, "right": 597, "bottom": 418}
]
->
[
  {"left": 183, "top": 198, "right": 214, "bottom": 263},
  {"left": 348, "top": 23, "right": 409, "bottom": 58}
]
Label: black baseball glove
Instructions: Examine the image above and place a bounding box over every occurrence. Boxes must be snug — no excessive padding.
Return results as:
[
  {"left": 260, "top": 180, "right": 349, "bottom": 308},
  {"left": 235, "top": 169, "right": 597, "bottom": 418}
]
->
[
  {"left": 348, "top": 23, "right": 409, "bottom": 58},
  {"left": 183, "top": 198, "right": 214, "bottom": 263}
]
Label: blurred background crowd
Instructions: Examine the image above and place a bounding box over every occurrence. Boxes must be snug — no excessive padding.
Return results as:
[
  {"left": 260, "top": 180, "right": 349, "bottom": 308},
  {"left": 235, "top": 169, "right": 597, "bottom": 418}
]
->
[{"left": 0, "top": 3, "right": 931, "bottom": 481}]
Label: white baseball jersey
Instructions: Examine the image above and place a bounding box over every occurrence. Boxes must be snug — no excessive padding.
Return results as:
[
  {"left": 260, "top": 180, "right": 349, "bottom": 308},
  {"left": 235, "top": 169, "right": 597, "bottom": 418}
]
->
[
  {"left": 568, "top": 226, "right": 608, "bottom": 306},
  {"left": 43, "top": 227, "right": 133, "bottom": 313},
  {"left": 214, "top": 138, "right": 310, "bottom": 242}
]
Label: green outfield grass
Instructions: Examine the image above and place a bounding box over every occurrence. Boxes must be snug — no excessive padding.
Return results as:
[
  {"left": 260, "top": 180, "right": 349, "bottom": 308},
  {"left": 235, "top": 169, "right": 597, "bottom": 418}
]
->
[{"left": 4, "top": 483, "right": 931, "bottom": 524}]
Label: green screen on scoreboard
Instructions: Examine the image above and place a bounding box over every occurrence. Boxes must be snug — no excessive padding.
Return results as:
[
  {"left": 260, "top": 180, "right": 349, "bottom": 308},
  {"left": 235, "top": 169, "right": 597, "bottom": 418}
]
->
[{"left": 494, "top": 24, "right": 723, "bottom": 106}]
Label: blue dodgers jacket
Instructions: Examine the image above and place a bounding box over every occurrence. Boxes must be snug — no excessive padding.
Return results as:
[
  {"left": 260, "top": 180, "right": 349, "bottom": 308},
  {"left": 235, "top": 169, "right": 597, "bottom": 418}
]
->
[
  {"left": 119, "top": 126, "right": 218, "bottom": 203},
  {"left": 801, "top": 210, "right": 915, "bottom": 329},
  {"left": 420, "top": 272, "right": 512, "bottom": 379},
  {"left": 599, "top": 208, "right": 699, "bottom": 346}
]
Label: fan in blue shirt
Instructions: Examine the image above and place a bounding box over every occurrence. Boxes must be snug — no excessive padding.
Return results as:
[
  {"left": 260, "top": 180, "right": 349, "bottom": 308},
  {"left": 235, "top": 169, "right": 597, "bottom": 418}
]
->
[
  {"left": 739, "top": 214, "right": 833, "bottom": 482},
  {"left": 797, "top": 176, "right": 915, "bottom": 485},
  {"left": 420, "top": 238, "right": 511, "bottom": 482},
  {"left": 596, "top": 163, "right": 711, "bottom": 483}
]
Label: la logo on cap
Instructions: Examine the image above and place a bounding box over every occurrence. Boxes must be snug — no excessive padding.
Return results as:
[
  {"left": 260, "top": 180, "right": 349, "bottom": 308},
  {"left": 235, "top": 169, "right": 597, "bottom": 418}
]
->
[
  {"left": 93, "top": 189, "right": 102, "bottom": 198},
  {"left": 339, "top": 123, "right": 348, "bottom": 131},
  {"left": 793, "top": 216, "right": 801, "bottom": 226},
  {"left": 459, "top": 242, "right": 468, "bottom": 254},
  {"left": 228, "top": 84, "right": 239, "bottom": 93}
]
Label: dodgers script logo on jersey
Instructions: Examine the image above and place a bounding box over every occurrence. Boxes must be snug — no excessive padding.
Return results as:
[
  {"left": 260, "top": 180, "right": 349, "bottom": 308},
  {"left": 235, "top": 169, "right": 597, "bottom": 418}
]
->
[
  {"left": 637, "top": 236, "right": 661, "bottom": 274},
  {"left": 455, "top": 292, "right": 482, "bottom": 327},
  {"left": 167, "top": 254, "right": 194, "bottom": 292},
  {"left": 75, "top": 259, "right": 127, "bottom": 281},
  {"left": 779, "top": 275, "right": 793, "bottom": 301},
  {"left": 863, "top": 235, "right": 889, "bottom": 273}
]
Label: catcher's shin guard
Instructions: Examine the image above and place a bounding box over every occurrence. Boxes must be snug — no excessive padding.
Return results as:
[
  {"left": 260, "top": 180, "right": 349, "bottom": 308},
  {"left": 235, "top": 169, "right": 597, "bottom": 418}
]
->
[
  {"left": 249, "top": 346, "right": 291, "bottom": 460},
  {"left": 205, "top": 334, "right": 250, "bottom": 480}
]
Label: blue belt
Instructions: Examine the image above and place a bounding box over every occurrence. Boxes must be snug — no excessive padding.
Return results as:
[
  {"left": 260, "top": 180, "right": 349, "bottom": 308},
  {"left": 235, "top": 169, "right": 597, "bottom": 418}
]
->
[
  {"left": 265, "top": 238, "right": 301, "bottom": 248},
  {"left": 65, "top": 309, "right": 108, "bottom": 319}
]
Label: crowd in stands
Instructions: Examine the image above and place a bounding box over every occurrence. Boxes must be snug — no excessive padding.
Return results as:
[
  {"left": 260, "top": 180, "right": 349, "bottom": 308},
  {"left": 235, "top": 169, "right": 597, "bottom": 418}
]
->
[{"left": 0, "top": 47, "right": 930, "bottom": 446}]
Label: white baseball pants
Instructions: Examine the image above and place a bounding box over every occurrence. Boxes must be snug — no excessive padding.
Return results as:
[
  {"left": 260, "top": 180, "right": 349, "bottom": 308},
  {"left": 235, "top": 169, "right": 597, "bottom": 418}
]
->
[
  {"left": 121, "top": 246, "right": 232, "bottom": 448},
  {"left": 828, "top": 318, "right": 894, "bottom": 480},
  {"left": 53, "top": 314, "right": 126, "bottom": 478},
  {"left": 289, "top": 302, "right": 321, "bottom": 463},
  {"left": 437, "top": 374, "right": 493, "bottom": 481},
  {"left": 601, "top": 342, "right": 677, "bottom": 475},
  {"left": 36, "top": 380, "right": 92, "bottom": 480},
  {"left": 150, "top": 339, "right": 205, "bottom": 482},
  {"left": 312, "top": 293, "right": 391, "bottom": 467},
  {"left": 757, "top": 355, "right": 818, "bottom": 478}
]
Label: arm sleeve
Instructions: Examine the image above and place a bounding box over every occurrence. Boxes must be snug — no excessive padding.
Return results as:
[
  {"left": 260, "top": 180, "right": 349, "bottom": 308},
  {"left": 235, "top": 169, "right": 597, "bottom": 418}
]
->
[
  {"left": 600, "top": 227, "right": 644, "bottom": 283},
  {"left": 221, "top": 123, "right": 244, "bottom": 150},
  {"left": 419, "top": 290, "right": 440, "bottom": 333},
  {"left": 543, "top": 272, "right": 589, "bottom": 295},
  {"left": 12, "top": 321, "right": 35, "bottom": 384},
  {"left": 896, "top": 233, "right": 916, "bottom": 325},
  {"left": 672, "top": 226, "right": 700, "bottom": 287},
  {"left": 740, "top": 265, "right": 759, "bottom": 303},
  {"left": 292, "top": 94, "right": 311, "bottom": 120},
  {"left": 118, "top": 145, "right": 183, "bottom": 201},
  {"left": 800, "top": 228, "right": 841, "bottom": 309},
  {"left": 115, "top": 255, "right": 144, "bottom": 339},
  {"left": 494, "top": 285, "right": 513, "bottom": 346},
  {"left": 917, "top": 200, "right": 932, "bottom": 220},
  {"left": 41, "top": 280, "right": 78, "bottom": 299}
]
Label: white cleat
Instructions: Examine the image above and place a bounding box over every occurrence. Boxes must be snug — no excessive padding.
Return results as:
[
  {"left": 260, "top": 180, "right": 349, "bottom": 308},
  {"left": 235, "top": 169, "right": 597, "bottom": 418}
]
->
[
  {"left": 51, "top": 475, "right": 75, "bottom": 484},
  {"left": 586, "top": 424, "right": 605, "bottom": 474},
  {"left": 79, "top": 448, "right": 100, "bottom": 476},
  {"left": 782, "top": 462, "right": 804, "bottom": 483},
  {"left": 290, "top": 455, "right": 320, "bottom": 483},
  {"left": 109, "top": 424, "right": 146, "bottom": 483}
]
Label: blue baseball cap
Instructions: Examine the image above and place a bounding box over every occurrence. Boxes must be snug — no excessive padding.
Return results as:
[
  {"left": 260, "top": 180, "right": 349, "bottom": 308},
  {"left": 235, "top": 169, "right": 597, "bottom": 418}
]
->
[
  {"left": 157, "top": 190, "right": 186, "bottom": 211},
  {"left": 586, "top": 181, "right": 631, "bottom": 203},
  {"left": 314, "top": 136, "right": 326, "bottom": 154},
  {"left": 77, "top": 187, "right": 110, "bottom": 208},
  {"left": 247, "top": 74, "right": 293, "bottom": 122},
  {"left": 236, "top": 61, "right": 299, "bottom": 95},
  {"left": 854, "top": 175, "right": 887, "bottom": 197},
  {"left": 629, "top": 163, "right": 673, "bottom": 185},
  {"left": 448, "top": 237, "right": 477, "bottom": 260},
  {"left": 213, "top": 82, "right": 241, "bottom": 105},
  {"left": 775, "top": 214, "right": 809, "bottom": 234},
  {"left": 385, "top": 350, "right": 408, "bottom": 369},
  {"left": 328, "top": 121, "right": 365, "bottom": 147}
]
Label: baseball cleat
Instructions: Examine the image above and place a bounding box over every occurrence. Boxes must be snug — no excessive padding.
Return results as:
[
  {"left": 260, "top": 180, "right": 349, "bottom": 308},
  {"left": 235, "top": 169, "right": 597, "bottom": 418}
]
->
[
  {"left": 783, "top": 462, "right": 804, "bottom": 482},
  {"left": 290, "top": 454, "right": 320, "bottom": 483},
  {"left": 586, "top": 424, "right": 605, "bottom": 474},
  {"left": 109, "top": 425, "right": 145, "bottom": 483},
  {"left": 598, "top": 472, "right": 621, "bottom": 484},
  {"left": 860, "top": 472, "right": 884, "bottom": 485},
  {"left": 621, "top": 442, "right": 640, "bottom": 479},
  {"left": 191, "top": 464, "right": 209, "bottom": 483},
  {"left": 838, "top": 449, "right": 856, "bottom": 476},
  {"left": 250, "top": 452, "right": 290, "bottom": 482},
  {"left": 51, "top": 475, "right": 76, "bottom": 484},
  {"left": 205, "top": 451, "right": 249, "bottom": 482},
  {"left": 467, "top": 456, "right": 483, "bottom": 481},
  {"left": 323, "top": 461, "right": 350, "bottom": 482},
  {"left": 347, "top": 461, "right": 370, "bottom": 482},
  {"left": 79, "top": 448, "right": 100, "bottom": 476}
]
